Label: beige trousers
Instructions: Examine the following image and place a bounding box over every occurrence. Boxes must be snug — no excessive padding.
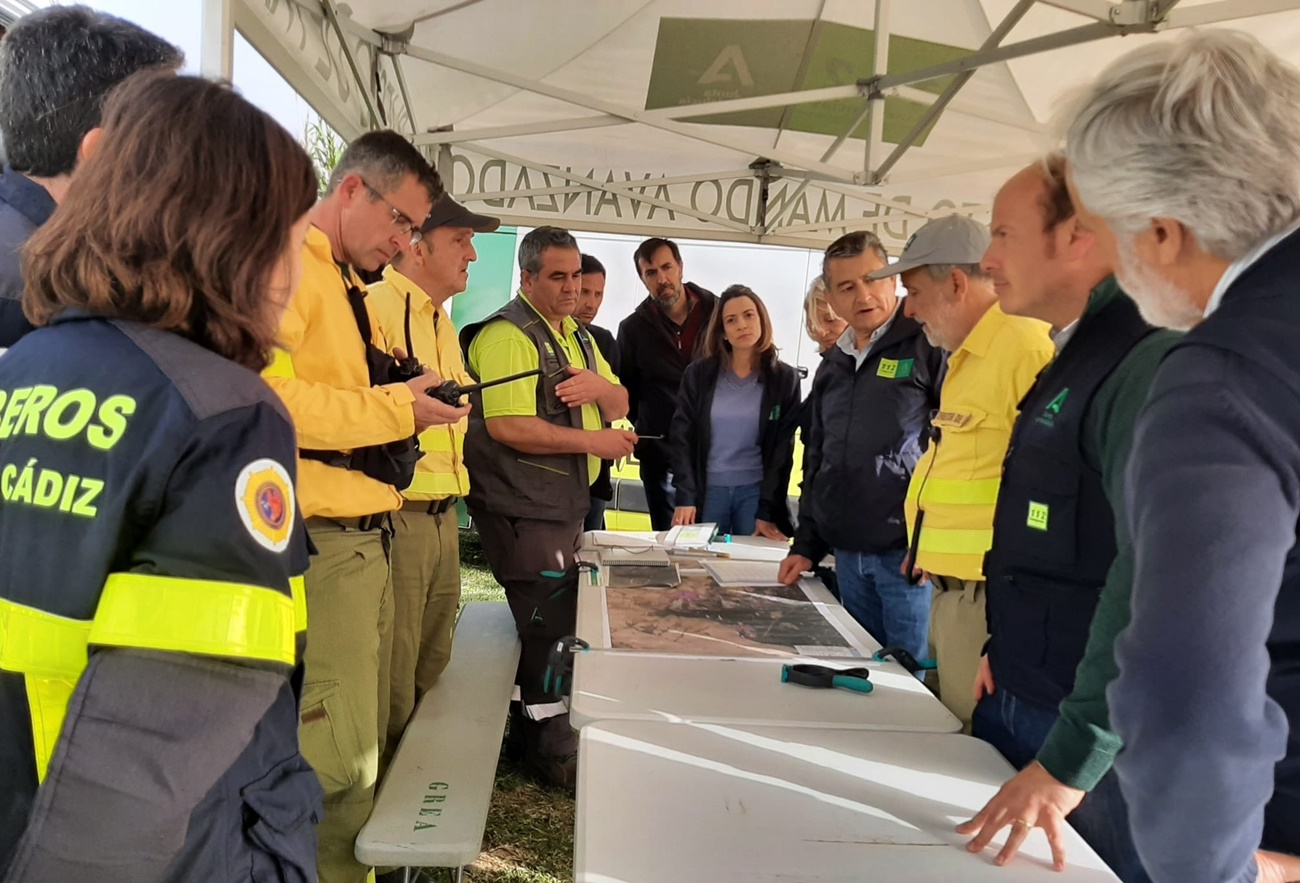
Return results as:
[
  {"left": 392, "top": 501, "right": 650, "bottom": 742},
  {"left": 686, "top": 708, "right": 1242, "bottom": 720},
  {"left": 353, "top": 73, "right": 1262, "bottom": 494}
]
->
[
  {"left": 297, "top": 521, "right": 394, "bottom": 883},
  {"left": 383, "top": 507, "right": 463, "bottom": 762},
  {"left": 929, "top": 573, "right": 989, "bottom": 732}
]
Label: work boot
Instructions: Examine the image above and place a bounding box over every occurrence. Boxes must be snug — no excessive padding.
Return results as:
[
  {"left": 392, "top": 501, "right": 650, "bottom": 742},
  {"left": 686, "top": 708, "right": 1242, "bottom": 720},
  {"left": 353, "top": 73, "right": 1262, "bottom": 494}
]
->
[
  {"left": 520, "top": 711, "right": 578, "bottom": 790},
  {"left": 503, "top": 700, "right": 526, "bottom": 761}
]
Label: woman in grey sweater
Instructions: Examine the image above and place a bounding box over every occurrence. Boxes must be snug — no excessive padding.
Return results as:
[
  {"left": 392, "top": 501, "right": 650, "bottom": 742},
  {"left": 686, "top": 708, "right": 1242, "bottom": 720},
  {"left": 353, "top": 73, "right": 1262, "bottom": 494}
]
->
[{"left": 668, "top": 285, "right": 802, "bottom": 539}]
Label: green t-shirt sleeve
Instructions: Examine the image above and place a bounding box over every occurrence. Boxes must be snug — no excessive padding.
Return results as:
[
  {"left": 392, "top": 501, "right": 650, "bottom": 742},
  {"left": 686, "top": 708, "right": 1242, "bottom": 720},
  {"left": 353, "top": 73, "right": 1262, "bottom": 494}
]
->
[
  {"left": 591, "top": 343, "right": 617, "bottom": 385},
  {"left": 468, "top": 321, "right": 542, "bottom": 419},
  {"left": 1037, "top": 329, "right": 1182, "bottom": 790}
]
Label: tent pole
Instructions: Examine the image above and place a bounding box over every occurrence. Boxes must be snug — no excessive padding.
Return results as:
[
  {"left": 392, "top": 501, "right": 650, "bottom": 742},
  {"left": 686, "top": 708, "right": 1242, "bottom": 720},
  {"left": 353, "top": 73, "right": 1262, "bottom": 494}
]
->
[
  {"left": 391, "top": 55, "right": 418, "bottom": 137},
  {"left": 1164, "top": 0, "right": 1300, "bottom": 28},
  {"left": 872, "top": 0, "right": 1036, "bottom": 184},
  {"left": 200, "top": 0, "right": 233, "bottom": 80},
  {"left": 762, "top": 98, "right": 873, "bottom": 234},
  {"left": 864, "top": 0, "right": 890, "bottom": 178},
  {"left": 1036, "top": 0, "right": 1120, "bottom": 20},
  {"left": 319, "top": 0, "right": 380, "bottom": 130}
]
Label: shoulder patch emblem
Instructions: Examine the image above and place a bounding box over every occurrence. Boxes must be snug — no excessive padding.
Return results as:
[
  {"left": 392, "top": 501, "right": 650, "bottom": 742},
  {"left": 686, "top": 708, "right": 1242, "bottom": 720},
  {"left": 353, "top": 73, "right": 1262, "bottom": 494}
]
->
[{"left": 236, "top": 458, "right": 295, "bottom": 553}]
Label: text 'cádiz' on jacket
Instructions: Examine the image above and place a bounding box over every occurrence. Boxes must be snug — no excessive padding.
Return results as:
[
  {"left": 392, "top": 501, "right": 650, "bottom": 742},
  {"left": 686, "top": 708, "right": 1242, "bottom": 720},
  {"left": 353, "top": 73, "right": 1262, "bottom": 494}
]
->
[{"left": 0, "top": 313, "right": 320, "bottom": 883}]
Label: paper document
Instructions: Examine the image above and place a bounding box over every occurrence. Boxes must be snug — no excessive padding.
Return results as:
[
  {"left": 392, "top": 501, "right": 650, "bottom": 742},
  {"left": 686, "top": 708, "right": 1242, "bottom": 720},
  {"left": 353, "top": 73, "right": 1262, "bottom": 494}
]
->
[
  {"left": 602, "top": 548, "right": 672, "bottom": 566},
  {"left": 702, "top": 559, "right": 785, "bottom": 587},
  {"left": 605, "top": 563, "right": 681, "bottom": 588},
  {"left": 705, "top": 541, "right": 789, "bottom": 562},
  {"left": 665, "top": 523, "right": 717, "bottom": 549},
  {"left": 587, "top": 530, "right": 657, "bottom": 548}
]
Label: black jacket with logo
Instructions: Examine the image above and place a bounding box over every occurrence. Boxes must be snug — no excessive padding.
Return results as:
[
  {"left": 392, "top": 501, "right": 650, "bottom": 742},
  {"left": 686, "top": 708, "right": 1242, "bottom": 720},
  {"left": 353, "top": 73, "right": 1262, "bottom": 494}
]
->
[
  {"left": 0, "top": 314, "right": 319, "bottom": 882},
  {"left": 616, "top": 283, "right": 717, "bottom": 463},
  {"left": 668, "top": 354, "right": 803, "bottom": 536},
  {"left": 792, "top": 310, "right": 945, "bottom": 562}
]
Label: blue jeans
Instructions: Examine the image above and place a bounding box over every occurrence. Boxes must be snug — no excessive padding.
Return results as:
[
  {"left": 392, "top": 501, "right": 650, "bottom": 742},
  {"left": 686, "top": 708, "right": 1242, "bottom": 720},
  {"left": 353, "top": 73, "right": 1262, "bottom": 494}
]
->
[
  {"left": 699, "top": 482, "right": 761, "bottom": 537},
  {"left": 972, "top": 686, "right": 1151, "bottom": 883},
  {"left": 833, "top": 548, "right": 930, "bottom": 668},
  {"left": 583, "top": 495, "right": 607, "bottom": 532}
]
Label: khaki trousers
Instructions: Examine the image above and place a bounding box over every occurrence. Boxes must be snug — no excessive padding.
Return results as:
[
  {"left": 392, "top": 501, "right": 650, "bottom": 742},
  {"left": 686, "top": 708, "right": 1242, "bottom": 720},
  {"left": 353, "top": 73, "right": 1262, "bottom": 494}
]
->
[
  {"left": 383, "top": 507, "right": 463, "bottom": 761},
  {"left": 929, "top": 574, "right": 988, "bottom": 733},
  {"left": 298, "top": 521, "right": 394, "bottom": 883}
]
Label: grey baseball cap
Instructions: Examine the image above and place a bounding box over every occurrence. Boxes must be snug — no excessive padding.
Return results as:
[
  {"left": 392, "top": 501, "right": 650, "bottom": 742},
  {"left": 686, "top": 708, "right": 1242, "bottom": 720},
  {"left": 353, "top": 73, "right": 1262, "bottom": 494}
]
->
[{"left": 868, "top": 214, "right": 991, "bottom": 279}]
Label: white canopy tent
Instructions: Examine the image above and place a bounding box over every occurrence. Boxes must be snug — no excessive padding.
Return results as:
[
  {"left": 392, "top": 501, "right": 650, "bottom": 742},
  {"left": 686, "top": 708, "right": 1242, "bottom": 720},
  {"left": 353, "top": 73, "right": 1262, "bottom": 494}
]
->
[{"left": 223, "top": 0, "right": 1300, "bottom": 249}]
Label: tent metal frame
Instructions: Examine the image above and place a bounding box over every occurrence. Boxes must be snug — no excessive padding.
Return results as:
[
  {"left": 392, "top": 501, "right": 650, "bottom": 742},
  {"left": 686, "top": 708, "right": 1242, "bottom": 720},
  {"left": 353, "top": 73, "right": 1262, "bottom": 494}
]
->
[{"left": 232, "top": 0, "right": 1300, "bottom": 243}]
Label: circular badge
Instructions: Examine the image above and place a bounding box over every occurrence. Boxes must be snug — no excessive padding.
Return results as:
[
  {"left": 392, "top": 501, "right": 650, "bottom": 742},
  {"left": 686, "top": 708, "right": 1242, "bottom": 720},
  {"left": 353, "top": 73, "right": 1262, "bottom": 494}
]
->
[{"left": 235, "top": 458, "right": 295, "bottom": 553}]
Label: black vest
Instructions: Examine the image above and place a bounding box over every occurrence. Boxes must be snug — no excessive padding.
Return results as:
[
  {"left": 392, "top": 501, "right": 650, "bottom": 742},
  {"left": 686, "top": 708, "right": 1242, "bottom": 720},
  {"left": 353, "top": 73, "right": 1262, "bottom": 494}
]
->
[
  {"left": 460, "top": 297, "right": 597, "bottom": 523},
  {"left": 984, "top": 293, "right": 1156, "bottom": 710}
]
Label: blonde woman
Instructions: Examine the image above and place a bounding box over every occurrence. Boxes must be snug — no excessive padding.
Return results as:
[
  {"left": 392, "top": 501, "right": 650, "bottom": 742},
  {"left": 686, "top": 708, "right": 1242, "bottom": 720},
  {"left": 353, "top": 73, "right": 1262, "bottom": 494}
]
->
[{"left": 803, "top": 276, "right": 848, "bottom": 353}]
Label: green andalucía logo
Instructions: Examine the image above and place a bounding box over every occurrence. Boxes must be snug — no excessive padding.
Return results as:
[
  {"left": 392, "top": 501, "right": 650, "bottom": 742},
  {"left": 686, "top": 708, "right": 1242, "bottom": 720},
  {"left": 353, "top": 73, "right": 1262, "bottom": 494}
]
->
[{"left": 1036, "top": 388, "right": 1069, "bottom": 428}]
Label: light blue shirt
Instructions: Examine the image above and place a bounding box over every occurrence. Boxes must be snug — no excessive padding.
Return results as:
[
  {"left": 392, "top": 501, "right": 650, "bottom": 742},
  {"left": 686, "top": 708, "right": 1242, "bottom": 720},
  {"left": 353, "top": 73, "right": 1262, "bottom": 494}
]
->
[{"left": 835, "top": 302, "right": 900, "bottom": 370}]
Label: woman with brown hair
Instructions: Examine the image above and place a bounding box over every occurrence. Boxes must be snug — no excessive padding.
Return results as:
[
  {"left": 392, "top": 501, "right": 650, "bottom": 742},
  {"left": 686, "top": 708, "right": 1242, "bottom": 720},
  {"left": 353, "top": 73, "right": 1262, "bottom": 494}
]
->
[
  {"left": 668, "top": 284, "right": 802, "bottom": 539},
  {"left": 0, "top": 72, "right": 321, "bottom": 883}
]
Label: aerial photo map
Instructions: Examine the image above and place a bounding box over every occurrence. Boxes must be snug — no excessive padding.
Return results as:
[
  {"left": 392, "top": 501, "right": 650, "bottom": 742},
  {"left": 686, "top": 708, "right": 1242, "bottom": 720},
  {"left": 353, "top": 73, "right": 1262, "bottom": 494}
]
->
[{"left": 603, "top": 563, "right": 871, "bottom": 658}]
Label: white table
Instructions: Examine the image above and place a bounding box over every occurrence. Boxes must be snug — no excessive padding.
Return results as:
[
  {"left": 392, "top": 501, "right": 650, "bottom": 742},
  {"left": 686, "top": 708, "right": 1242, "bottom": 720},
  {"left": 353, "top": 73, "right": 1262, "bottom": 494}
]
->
[
  {"left": 575, "top": 721, "right": 1119, "bottom": 882},
  {"left": 571, "top": 531, "right": 961, "bottom": 734},
  {"left": 571, "top": 652, "right": 962, "bottom": 732}
]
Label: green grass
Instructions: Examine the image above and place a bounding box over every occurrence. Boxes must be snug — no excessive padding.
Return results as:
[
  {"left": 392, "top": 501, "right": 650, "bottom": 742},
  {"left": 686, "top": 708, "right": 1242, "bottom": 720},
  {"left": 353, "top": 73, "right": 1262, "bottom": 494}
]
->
[{"left": 444, "top": 529, "right": 574, "bottom": 883}]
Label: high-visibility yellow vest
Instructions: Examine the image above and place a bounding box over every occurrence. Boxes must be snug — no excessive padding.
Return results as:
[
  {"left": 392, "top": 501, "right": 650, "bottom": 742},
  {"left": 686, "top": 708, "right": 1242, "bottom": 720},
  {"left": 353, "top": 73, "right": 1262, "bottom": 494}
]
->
[
  {"left": 369, "top": 268, "right": 472, "bottom": 501},
  {"left": 904, "top": 304, "right": 1055, "bottom": 580},
  {"left": 0, "top": 573, "right": 305, "bottom": 781}
]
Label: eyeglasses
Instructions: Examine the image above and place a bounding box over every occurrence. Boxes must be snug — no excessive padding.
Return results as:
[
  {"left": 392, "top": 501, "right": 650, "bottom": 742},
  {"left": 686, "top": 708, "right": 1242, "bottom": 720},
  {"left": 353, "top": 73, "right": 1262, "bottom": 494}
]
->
[{"left": 360, "top": 178, "right": 423, "bottom": 247}]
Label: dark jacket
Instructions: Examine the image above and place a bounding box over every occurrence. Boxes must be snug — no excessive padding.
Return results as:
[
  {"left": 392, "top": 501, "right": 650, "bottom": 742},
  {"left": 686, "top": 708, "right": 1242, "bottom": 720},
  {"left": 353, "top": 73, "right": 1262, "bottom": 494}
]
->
[
  {"left": 668, "top": 354, "right": 802, "bottom": 536},
  {"left": 1110, "top": 227, "right": 1300, "bottom": 883},
  {"left": 586, "top": 323, "right": 619, "bottom": 501},
  {"left": 0, "top": 314, "right": 320, "bottom": 882},
  {"left": 791, "top": 311, "right": 945, "bottom": 562},
  {"left": 0, "top": 168, "right": 56, "bottom": 348},
  {"left": 616, "top": 283, "right": 717, "bottom": 463}
]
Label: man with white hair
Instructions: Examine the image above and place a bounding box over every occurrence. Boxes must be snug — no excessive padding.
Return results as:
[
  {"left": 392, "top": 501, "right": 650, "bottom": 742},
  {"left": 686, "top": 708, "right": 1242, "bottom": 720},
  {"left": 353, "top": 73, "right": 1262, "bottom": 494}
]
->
[{"left": 1065, "top": 29, "right": 1300, "bottom": 883}]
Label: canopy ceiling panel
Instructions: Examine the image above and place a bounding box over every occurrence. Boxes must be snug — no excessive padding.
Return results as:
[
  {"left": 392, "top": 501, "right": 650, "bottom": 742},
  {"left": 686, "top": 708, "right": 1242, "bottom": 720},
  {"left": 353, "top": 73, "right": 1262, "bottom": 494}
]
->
[{"left": 235, "top": 0, "right": 1300, "bottom": 248}]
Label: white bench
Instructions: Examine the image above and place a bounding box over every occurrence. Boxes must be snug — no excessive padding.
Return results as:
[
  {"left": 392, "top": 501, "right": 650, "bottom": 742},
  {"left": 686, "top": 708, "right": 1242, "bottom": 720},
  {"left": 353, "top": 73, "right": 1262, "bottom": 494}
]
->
[{"left": 356, "top": 602, "right": 521, "bottom": 882}]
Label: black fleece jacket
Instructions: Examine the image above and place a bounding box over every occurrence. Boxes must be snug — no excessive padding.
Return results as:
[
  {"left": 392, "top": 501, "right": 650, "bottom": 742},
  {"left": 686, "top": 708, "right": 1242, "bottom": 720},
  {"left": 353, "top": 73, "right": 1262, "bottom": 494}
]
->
[{"left": 668, "top": 354, "right": 802, "bottom": 536}]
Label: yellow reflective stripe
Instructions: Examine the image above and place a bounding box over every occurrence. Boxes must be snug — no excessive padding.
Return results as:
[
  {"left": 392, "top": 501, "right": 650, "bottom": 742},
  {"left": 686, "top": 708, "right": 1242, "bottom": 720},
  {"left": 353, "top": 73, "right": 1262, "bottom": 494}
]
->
[
  {"left": 91, "top": 574, "right": 296, "bottom": 666},
  {"left": 27, "top": 676, "right": 75, "bottom": 783},
  {"left": 0, "top": 600, "right": 90, "bottom": 677},
  {"left": 263, "top": 347, "right": 296, "bottom": 380},
  {"left": 290, "top": 575, "right": 307, "bottom": 633},
  {"left": 915, "top": 527, "right": 994, "bottom": 556},
  {"left": 907, "top": 477, "right": 1001, "bottom": 506},
  {"left": 3, "top": 575, "right": 297, "bottom": 782}
]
